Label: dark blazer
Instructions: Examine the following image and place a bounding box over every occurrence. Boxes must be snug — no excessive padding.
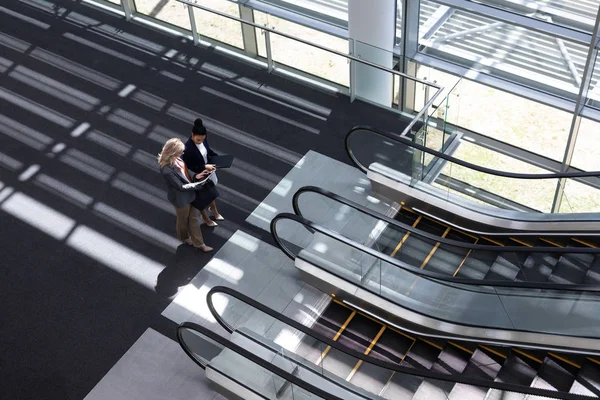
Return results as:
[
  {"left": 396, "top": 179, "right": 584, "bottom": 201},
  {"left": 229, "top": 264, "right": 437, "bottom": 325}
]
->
[
  {"left": 182, "top": 137, "right": 217, "bottom": 173},
  {"left": 160, "top": 163, "right": 204, "bottom": 208}
]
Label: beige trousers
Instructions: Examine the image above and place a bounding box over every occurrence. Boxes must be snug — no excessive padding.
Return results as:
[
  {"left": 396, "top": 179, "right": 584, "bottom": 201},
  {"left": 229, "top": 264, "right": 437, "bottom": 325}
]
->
[{"left": 174, "top": 204, "right": 204, "bottom": 246}]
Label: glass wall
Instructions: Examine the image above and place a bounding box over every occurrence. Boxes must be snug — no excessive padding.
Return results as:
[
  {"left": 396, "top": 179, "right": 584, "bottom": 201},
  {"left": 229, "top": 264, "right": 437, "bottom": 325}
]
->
[
  {"left": 193, "top": 0, "right": 243, "bottom": 49},
  {"left": 253, "top": 12, "right": 349, "bottom": 87},
  {"left": 134, "top": 0, "right": 191, "bottom": 31}
]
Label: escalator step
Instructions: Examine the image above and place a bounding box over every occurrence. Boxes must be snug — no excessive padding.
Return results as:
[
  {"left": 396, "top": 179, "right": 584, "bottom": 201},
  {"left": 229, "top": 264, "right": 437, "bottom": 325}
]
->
[
  {"left": 573, "top": 236, "right": 600, "bottom": 248},
  {"left": 514, "top": 253, "right": 558, "bottom": 282},
  {"left": 423, "top": 243, "right": 470, "bottom": 276},
  {"left": 337, "top": 314, "right": 383, "bottom": 354},
  {"left": 462, "top": 348, "right": 504, "bottom": 380},
  {"left": 548, "top": 252, "right": 592, "bottom": 284},
  {"left": 485, "top": 252, "right": 528, "bottom": 281},
  {"left": 380, "top": 371, "right": 423, "bottom": 400},
  {"left": 294, "top": 301, "right": 353, "bottom": 363},
  {"left": 393, "top": 234, "right": 437, "bottom": 268},
  {"left": 403, "top": 339, "right": 442, "bottom": 370},
  {"left": 531, "top": 357, "right": 577, "bottom": 393},
  {"left": 570, "top": 360, "right": 600, "bottom": 396},
  {"left": 583, "top": 255, "right": 600, "bottom": 284},
  {"left": 411, "top": 378, "right": 454, "bottom": 400},
  {"left": 311, "top": 301, "right": 354, "bottom": 339},
  {"left": 369, "top": 329, "right": 414, "bottom": 364},
  {"left": 395, "top": 208, "right": 420, "bottom": 226},
  {"left": 494, "top": 353, "right": 538, "bottom": 386},
  {"left": 456, "top": 250, "right": 498, "bottom": 280},
  {"left": 430, "top": 345, "right": 471, "bottom": 375},
  {"left": 349, "top": 362, "right": 395, "bottom": 397}
]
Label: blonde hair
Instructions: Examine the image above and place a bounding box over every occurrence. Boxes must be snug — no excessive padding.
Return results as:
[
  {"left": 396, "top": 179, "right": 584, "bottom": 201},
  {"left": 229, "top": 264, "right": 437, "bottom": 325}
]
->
[{"left": 158, "top": 138, "right": 184, "bottom": 167}]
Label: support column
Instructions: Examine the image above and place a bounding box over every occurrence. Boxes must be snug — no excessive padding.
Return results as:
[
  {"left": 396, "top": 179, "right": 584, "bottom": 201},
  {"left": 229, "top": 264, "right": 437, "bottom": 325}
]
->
[
  {"left": 239, "top": 4, "right": 258, "bottom": 57},
  {"left": 348, "top": 0, "right": 396, "bottom": 107}
]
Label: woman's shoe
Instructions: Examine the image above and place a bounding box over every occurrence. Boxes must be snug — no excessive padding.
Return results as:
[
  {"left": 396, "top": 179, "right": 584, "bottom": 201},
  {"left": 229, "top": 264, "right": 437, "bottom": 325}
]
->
[
  {"left": 196, "top": 243, "right": 213, "bottom": 252},
  {"left": 210, "top": 209, "right": 224, "bottom": 221},
  {"left": 202, "top": 218, "right": 218, "bottom": 227}
]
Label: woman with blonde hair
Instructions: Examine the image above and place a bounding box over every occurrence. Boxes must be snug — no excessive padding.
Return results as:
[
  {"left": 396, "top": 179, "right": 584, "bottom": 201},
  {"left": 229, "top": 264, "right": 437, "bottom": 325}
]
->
[{"left": 158, "top": 138, "right": 213, "bottom": 252}]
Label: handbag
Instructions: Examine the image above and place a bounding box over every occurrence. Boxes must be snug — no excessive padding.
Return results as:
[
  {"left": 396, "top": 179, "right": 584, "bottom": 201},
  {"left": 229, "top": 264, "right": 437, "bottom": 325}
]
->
[{"left": 191, "top": 180, "right": 219, "bottom": 211}]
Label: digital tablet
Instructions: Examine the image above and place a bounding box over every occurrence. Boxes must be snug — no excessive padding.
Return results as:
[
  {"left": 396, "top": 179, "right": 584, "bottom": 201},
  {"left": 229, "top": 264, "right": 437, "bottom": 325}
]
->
[{"left": 208, "top": 155, "right": 234, "bottom": 169}]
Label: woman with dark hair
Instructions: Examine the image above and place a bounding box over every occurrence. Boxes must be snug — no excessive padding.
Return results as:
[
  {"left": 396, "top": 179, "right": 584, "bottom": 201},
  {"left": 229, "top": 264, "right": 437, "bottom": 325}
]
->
[
  {"left": 157, "top": 138, "right": 213, "bottom": 252},
  {"left": 182, "top": 118, "right": 223, "bottom": 227}
]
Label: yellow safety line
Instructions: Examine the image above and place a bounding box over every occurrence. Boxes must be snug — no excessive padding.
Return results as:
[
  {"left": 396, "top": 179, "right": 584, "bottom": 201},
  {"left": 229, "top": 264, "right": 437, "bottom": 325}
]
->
[
  {"left": 479, "top": 345, "right": 507, "bottom": 359},
  {"left": 401, "top": 206, "right": 417, "bottom": 214},
  {"left": 448, "top": 341, "right": 474, "bottom": 354},
  {"left": 538, "top": 237, "right": 564, "bottom": 248},
  {"left": 333, "top": 298, "right": 353, "bottom": 309},
  {"left": 454, "top": 238, "right": 479, "bottom": 277},
  {"left": 548, "top": 352, "right": 581, "bottom": 369},
  {"left": 391, "top": 216, "right": 422, "bottom": 257},
  {"left": 509, "top": 237, "right": 533, "bottom": 247},
  {"left": 316, "top": 310, "right": 356, "bottom": 365},
  {"left": 481, "top": 236, "right": 505, "bottom": 246},
  {"left": 420, "top": 226, "right": 451, "bottom": 269},
  {"left": 572, "top": 238, "right": 597, "bottom": 248},
  {"left": 586, "top": 356, "right": 600, "bottom": 365},
  {"left": 419, "top": 337, "right": 443, "bottom": 350},
  {"left": 512, "top": 348, "right": 543, "bottom": 364},
  {"left": 346, "top": 325, "right": 387, "bottom": 381}
]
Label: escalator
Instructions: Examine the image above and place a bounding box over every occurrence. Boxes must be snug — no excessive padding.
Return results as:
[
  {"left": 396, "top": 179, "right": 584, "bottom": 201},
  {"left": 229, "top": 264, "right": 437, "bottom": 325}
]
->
[
  {"left": 293, "top": 186, "right": 600, "bottom": 284},
  {"left": 271, "top": 211, "right": 600, "bottom": 350},
  {"left": 345, "top": 125, "right": 600, "bottom": 233},
  {"left": 194, "top": 286, "right": 600, "bottom": 399}
]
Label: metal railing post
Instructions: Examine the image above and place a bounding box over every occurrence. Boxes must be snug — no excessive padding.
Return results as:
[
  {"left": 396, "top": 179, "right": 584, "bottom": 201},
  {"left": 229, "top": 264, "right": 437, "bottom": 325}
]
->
[
  {"left": 264, "top": 29, "right": 273, "bottom": 72},
  {"left": 188, "top": 5, "right": 199, "bottom": 45}
]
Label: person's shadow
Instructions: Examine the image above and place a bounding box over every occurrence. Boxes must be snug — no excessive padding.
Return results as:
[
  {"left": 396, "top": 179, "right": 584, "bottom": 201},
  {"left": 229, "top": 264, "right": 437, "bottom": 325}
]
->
[{"left": 155, "top": 244, "right": 213, "bottom": 297}]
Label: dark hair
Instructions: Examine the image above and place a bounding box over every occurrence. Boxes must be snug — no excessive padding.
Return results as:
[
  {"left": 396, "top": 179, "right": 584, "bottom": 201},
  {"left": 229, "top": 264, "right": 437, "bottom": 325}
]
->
[{"left": 192, "top": 118, "right": 207, "bottom": 136}]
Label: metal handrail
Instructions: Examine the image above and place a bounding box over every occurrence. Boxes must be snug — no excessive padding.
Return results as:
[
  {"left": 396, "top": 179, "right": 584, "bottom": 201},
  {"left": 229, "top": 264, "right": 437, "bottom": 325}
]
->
[
  {"left": 346, "top": 124, "right": 600, "bottom": 179},
  {"left": 176, "top": 322, "right": 347, "bottom": 400},
  {"left": 175, "top": 0, "right": 445, "bottom": 138},
  {"left": 205, "top": 286, "right": 598, "bottom": 399},
  {"left": 292, "top": 185, "right": 600, "bottom": 240},
  {"left": 270, "top": 212, "right": 600, "bottom": 292}
]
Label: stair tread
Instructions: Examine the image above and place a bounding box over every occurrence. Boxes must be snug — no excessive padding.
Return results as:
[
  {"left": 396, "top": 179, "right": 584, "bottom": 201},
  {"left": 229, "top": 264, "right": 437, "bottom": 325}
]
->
[{"left": 514, "top": 253, "right": 558, "bottom": 282}]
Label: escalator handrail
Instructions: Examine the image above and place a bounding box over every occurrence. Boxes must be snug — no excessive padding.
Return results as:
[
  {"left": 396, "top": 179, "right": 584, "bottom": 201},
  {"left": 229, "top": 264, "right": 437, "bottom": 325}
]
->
[
  {"left": 270, "top": 212, "right": 600, "bottom": 292},
  {"left": 177, "top": 322, "right": 347, "bottom": 400},
  {"left": 345, "top": 124, "right": 600, "bottom": 179},
  {"left": 206, "top": 286, "right": 597, "bottom": 400},
  {"left": 292, "top": 185, "right": 600, "bottom": 252}
]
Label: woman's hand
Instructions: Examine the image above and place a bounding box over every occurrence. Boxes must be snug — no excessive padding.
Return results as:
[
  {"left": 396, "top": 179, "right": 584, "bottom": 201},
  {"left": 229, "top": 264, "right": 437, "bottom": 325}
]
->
[
  {"left": 195, "top": 170, "right": 209, "bottom": 180},
  {"left": 205, "top": 164, "right": 216, "bottom": 171}
]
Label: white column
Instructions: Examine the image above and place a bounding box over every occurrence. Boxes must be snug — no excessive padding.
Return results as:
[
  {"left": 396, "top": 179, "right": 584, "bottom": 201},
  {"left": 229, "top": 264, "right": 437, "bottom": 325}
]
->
[{"left": 348, "top": 0, "right": 396, "bottom": 107}]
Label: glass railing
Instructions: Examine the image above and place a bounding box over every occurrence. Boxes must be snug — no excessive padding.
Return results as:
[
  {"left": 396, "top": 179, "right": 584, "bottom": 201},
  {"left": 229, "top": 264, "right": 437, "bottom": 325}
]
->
[
  {"left": 291, "top": 185, "right": 600, "bottom": 285},
  {"left": 346, "top": 125, "right": 600, "bottom": 218},
  {"left": 204, "top": 286, "right": 592, "bottom": 400},
  {"left": 270, "top": 212, "right": 600, "bottom": 347},
  {"left": 177, "top": 322, "right": 341, "bottom": 400}
]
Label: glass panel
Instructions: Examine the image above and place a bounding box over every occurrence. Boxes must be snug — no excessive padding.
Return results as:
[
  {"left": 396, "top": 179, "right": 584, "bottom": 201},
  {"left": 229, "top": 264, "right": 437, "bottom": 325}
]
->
[
  {"left": 134, "top": 0, "right": 192, "bottom": 31},
  {"left": 559, "top": 178, "right": 600, "bottom": 213},
  {"left": 179, "top": 326, "right": 225, "bottom": 365},
  {"left": 254, "top": 12, "right": 349, "bottom": 87},
  {"left": 470, "top": 0, "right": 599, "bottom": 33},
  {"left": 570, "top": 117, "right": 600, "bottom": 172},
  {"left": 193, "top": 0, "right": 244, "bottom": 49},
  {"left": 434, "top": 139, "right": 558, "bottom": 212}
]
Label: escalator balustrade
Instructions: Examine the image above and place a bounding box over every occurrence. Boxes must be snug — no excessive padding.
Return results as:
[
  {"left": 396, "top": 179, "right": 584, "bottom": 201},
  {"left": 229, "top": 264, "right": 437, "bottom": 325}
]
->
[
  {"left": 310, "top": 300, "right": 600, "bottom": 399},
  {"left": 381, "top": 205, "right": 600, "bottom": 284}
]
